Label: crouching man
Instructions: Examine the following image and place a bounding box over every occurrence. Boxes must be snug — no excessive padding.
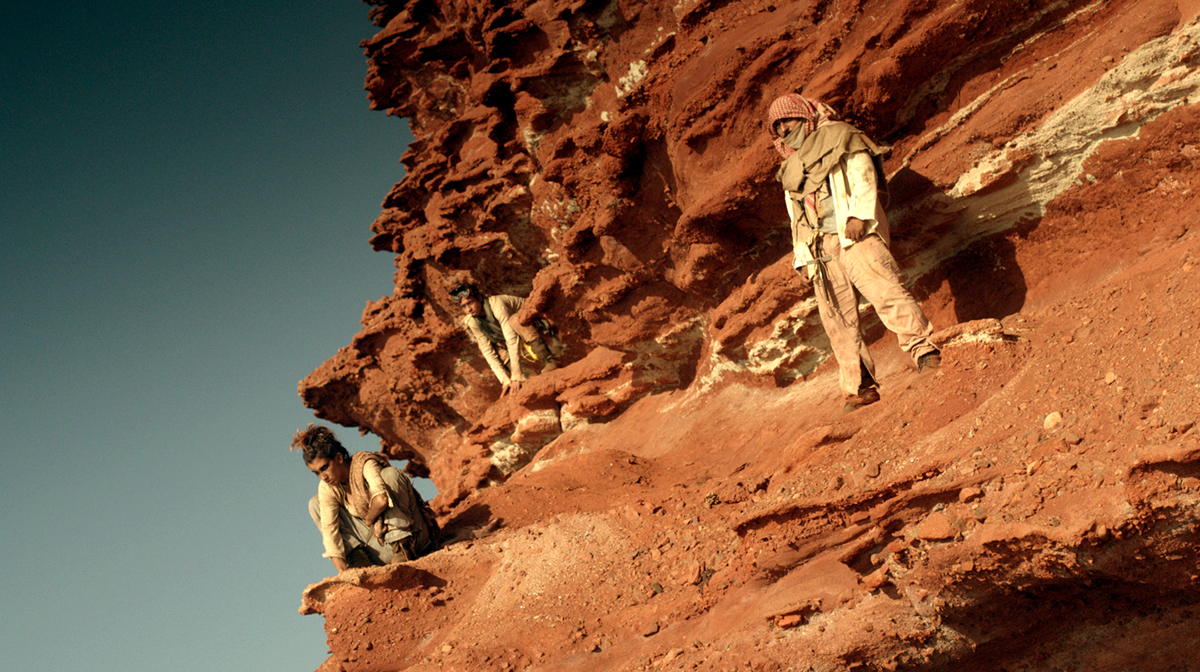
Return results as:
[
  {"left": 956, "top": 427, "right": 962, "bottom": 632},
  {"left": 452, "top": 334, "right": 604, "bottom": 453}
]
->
[
  {"left": 450, "top": 283, "right": 560, "bottom": 397},
  {"left": 292, "top": 424, "right": 438, "bottom": 572}
]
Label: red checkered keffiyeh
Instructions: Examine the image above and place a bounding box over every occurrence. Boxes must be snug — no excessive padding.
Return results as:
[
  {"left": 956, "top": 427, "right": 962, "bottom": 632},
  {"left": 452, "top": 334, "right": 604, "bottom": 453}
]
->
[{"left": 766, "top": 94, "right": 839, "bottom": 158}]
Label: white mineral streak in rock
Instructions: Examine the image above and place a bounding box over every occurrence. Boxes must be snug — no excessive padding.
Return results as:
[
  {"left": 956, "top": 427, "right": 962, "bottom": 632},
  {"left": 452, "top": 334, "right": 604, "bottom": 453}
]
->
[{"left": 903, "top": 18, "right": 1200, "bottom": 279}]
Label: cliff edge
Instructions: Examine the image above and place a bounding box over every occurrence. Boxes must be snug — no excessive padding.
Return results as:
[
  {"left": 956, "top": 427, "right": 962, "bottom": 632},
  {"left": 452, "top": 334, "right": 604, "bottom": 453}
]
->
[{"left": 298, "top": 0, "right": 1200, "bottom": 669}]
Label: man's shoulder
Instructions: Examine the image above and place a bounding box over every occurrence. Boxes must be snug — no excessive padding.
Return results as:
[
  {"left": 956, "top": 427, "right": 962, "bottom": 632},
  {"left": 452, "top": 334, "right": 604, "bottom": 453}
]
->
[
  {"left": 818, "top": 119, "right": 859, "bottom": 133},
  {"left": 488, "top": 294, "right": 525, "bottom": 305},
  {"left": 317, "top": 479, "right": 346, "bottom": 501},
  {"left": 487, "top": 294, "right": 525, "bottom": 314}
]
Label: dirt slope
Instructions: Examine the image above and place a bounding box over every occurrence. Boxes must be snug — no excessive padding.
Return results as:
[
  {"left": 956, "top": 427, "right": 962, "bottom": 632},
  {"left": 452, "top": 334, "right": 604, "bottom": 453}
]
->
[{"left": 298, "top": 1, "right": 1200, "bottom": 669}]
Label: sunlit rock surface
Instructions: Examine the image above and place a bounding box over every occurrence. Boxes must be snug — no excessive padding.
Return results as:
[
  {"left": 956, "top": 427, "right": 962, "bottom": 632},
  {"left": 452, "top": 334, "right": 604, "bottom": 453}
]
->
[{"left": 299, "top": 1, "right": 1200, "bottom": 669}]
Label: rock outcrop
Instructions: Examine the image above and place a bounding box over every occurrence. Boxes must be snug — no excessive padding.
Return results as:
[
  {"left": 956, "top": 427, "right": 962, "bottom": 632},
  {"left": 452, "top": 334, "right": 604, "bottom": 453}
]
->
[{"left": 298, "top": 0, "right": 1200, "bottom": 669}]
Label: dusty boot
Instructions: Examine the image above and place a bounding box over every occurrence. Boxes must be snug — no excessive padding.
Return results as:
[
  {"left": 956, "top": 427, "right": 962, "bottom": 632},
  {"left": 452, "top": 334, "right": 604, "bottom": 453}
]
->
[
  {"left": 389, "top": 537, "right": 419, "bottom": 563},
  {"left": 843, "top": 387, "right": 880, "bottom": 414},
  {"left": 917, "top": 350, "right": 942, "bottom": 373}
]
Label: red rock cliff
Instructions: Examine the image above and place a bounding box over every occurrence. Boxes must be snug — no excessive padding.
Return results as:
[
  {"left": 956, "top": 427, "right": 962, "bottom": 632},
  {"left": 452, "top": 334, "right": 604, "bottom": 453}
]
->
[{"left": 299, "top": 0, "right": 1200, "bottom": 669}]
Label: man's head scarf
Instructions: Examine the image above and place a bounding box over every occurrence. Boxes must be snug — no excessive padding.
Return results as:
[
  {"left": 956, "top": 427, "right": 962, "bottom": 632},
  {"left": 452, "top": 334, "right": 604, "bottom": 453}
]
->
[
  {"left": 766, "top": 93, "right": 888, "bottom": 223},
  {"left": 766, "top": 94, "right": 839, "bottom": 158}
]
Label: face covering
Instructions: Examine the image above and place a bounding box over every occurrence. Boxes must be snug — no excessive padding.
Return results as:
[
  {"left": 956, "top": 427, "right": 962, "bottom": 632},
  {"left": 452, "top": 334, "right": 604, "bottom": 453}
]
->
[{"left": 782, "top": 122, "right": 809, "bottom": 152}]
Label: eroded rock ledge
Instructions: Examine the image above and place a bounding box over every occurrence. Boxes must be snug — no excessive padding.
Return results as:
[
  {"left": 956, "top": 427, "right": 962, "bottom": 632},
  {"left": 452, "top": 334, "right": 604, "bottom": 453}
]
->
[
  {"left": 302, "top": 0, "right": 1200, "bottom": 504},
  {"left": 299, "top": 1, "right": 1200, "bottom": 669}
]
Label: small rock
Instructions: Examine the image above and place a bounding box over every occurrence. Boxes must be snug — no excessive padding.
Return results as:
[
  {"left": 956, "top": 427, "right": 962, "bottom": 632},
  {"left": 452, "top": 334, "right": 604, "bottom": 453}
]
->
[
  {"left": 1044, "top": 412, "right": 1064, "bottom": 431},
  {"left": 1105, "top": 371, "right": 1117, "bottom": 385},
  {"left": 864, "top": 462, "right": 881, "bottom": 478},
  {"left": 776, "top": 614, "right": 804, "bottom": 629},
  {"left": 862, "top": 566, "right": 890, "bottom": 590},
  {"left": 1063, "top": 433, "right": 1084, "bottom": 446},
  {"left": 917, "top": 512, "right": 957, "bottom": 540},
  {"left": 641, "top": 622, "right": 660, "bottom": 637},
  {"left": 959, "top": 486, "right": 982, "bottom": 503},
  {"left": 680, "top": 561, "right": 702, "bottom": 586}
]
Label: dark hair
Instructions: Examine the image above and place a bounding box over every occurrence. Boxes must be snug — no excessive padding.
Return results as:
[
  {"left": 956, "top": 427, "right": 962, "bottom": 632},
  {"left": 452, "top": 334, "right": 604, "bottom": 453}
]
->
[
  {"left": 449, "top": 283, "right": 481, "bottom": 301},
  {"left": 290, "top": 423, "right": 350, "bottom": 464}
]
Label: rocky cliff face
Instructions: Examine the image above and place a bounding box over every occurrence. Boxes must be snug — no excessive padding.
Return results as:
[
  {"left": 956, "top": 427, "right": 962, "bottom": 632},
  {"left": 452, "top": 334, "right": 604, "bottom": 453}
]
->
[{"left": 299, "top": 0, "right": 1200, "bottom": 669}]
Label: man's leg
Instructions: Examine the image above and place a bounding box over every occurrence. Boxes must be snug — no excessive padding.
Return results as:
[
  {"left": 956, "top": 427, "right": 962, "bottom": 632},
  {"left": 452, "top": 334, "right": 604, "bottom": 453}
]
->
[
  {"left": 839, "top": 235, "right": 937, "bottom": 363},
  {"left": 507, "top": 317, "right": 559, "bottom": 371},
  {"left": 308, "top": 494, "right": 389, "bottom": 567},
  {"left": 379, "top": 467, "right": 435, "bottom": 561},
  {"left": 815, "top": 234, "right": 877, "bottom": 400}
]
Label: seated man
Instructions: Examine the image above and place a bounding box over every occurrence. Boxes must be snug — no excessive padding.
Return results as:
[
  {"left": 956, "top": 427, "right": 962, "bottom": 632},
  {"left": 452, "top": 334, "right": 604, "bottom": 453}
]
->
[
  {"left": 450, "top": 283, "right": 560, "bottom": 396},
  {"left": 291, "top": 424, "right": 438, "bottom": 572}
]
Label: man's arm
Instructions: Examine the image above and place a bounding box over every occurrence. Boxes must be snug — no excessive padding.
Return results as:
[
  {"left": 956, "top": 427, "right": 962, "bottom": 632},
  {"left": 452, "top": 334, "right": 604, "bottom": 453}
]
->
[
  {"left": 364, "top": 492, "right": 390, "bottom": 543},
  {"left": 840, "top": 152, "right": 880, "bottom": 242},
  {"left": 490, "top": 296, "right": 528, "bottom": 386},
  {"left": 464, "top": 318, "right": 512, "bottom": 385},
  {"left": 316, "top": 484, "right": 350, "bottom": 572}
]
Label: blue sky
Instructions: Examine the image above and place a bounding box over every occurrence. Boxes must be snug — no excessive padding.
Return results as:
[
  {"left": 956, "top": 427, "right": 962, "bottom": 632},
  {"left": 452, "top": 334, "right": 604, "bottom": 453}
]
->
[{"left": 0, "top": 2, "right": 424, "bottom": 670}]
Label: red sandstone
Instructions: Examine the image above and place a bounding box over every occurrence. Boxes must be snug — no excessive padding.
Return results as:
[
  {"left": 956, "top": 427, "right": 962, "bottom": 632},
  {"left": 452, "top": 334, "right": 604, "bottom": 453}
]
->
[{"left": 299, "top": 1, "right": 1200, "bottom": 669}]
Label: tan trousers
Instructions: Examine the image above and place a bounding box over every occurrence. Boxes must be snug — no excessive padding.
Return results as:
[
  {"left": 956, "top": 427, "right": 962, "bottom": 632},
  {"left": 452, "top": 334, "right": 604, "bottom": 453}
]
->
[{"left": 814, "top": 233, "right": 936, "bottom": 399}]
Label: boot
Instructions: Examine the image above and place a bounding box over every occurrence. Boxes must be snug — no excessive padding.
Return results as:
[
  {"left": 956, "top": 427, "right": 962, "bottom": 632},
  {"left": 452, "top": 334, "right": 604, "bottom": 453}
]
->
[
  {"left": 843, "top": 387, "right": 880, "bottom": 414},
  {"left": 389, "top": 537, "right": 419, "bottom": 563},
  {"left": 917, "top": 350, "right": 942, "bottom": 373}
]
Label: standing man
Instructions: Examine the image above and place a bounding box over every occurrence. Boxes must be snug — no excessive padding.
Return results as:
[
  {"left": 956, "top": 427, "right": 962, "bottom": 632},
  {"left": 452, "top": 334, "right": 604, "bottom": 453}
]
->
[
  {"left": 292, "top": 424, "right": 438, "bottom": 572},
  {"left": 767, "top": 93, "right": 940, "bottom": 412},
  {"left": 450, "top": 284, "right": 559, "bottom": 396}
]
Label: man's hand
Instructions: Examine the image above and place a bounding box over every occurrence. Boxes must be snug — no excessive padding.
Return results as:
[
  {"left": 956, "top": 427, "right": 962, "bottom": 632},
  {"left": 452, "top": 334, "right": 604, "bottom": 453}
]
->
[
  {"left": 505, "top": 379, "right": 523, "bottom": 396},
  {"left": 795, "top": 269, "right": 814, "bottom": 287},
  {"left": 332, "top": 556, "right": 349, "bottom": 573},
  {"left": 844, "top": 217, "right": 867, "bottom": 242}
]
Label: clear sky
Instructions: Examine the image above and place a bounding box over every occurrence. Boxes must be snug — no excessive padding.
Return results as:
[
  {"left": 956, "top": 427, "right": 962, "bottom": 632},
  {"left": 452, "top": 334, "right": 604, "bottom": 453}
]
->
[{"left": 0, "top": 2, "right": 425, "bottom": 670}]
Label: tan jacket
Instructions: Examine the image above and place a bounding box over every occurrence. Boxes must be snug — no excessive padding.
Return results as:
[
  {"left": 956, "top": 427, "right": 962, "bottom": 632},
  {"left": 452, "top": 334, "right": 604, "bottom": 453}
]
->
[
  {"left": 462, "top": 294, "right": 527, "bottom": 385},
  {"left": 783, "top": 150, "right": 891, "bottom": 277}
]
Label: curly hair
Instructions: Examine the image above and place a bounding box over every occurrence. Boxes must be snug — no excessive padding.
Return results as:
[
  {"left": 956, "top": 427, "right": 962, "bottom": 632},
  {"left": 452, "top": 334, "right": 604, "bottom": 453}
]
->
[{"left": 290, "top": 423, "right": 349, "bottom": 464}]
